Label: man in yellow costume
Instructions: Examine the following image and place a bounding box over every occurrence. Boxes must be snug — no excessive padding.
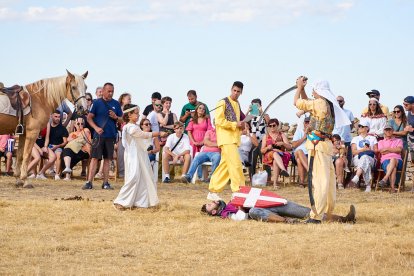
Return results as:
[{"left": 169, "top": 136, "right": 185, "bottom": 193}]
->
[
  {"left": 294, "top": 76, "right": 351, "bottom": 223},
  {"left": 207, "top": 81, "right": 245, "bottom": 201}
]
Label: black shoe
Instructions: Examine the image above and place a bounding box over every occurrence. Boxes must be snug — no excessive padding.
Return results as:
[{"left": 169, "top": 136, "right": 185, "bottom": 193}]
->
[
  {"left": 304, "top": 218, "right": 321, "bottom": 224},
  {"left": 102, "top": 182, "right": 114, "bottom": 190},
  {"left": 181, "top": 175, "right": 191, "bottom": 183},
  {"left": 82, "top": 182, "right": 93, "bottom": 190},
  {"left": 163, "top": 177, "right": 170, "bottom": 183},
  {"left": 281, "top": 170, "right": 290, "bottom": 177}
]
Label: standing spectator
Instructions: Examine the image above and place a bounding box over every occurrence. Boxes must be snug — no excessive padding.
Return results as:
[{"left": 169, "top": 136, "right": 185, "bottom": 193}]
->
[
  {"left": 157, "top": 96, "right": 178, "bottom": 134},
  {"left": 246, "top": 98, "right": 270, "bottom": 178},
  {"left": 377, "top": 124, "right": 403, "bottom": 193},
  {"left": 142, "top": 92, "right": 162, "bottom": 119},
  {"left": 350, "top": 120, "right": 378, "bottom": 192},
  {"left": 83, "top": 82, "right": 123, "bottom": 190},
  {"left": 186, "top": 103, "right": 212, "bottom": 157},
  {"left": 207, "top": 81, "right": 245, "bottom": 200},
  {"left": 37, "top": 111, "right": 69, "bottom": 180},
  {"left": 292, "top": 116, "right": 310, "bottom": 187},
  {"left": 261, "top": 118, "right": 292, "bottom": 189},
  {"left": 0, "top": 134, "right": 13, "bottom": 175},
  {"left": 362, "top": 98, "right": 387, "bottom": 139},
  {"left": 56, "top": 100, "right": 73, "bottom": 128},
  {"left": 389, "top": 105, "right": 408, "bottom": 149},
  {"left": 180, "top": 90, "right": 210, "bottom": 130},
  {"left": 162, "top": 121, "right": 192, "bottom": 183},
  {"left": 95, "top": 86, "right": 103, "bottom": 100},
  {"left": 333, "top": 95, "right": 354, "bottom": 164},
  {"left": 182, "top": 127, "right": 221, "bottom": 183},
  {"left": 403, "top": 96, "right": 414, "bottom": 192},
  {"left": 147, "top": 99, "right": 162, "bottom": 132},
  {"left": 61, "top": 117, "right": 91, "bottom": 180},
  {"left": 113, "top": 104, "right": 166, "bottom": 210},
  {"left": 116, "top": 92, "right": 132, "bottom": 178},
  {"left": 361, "top": 89, "right": 389, "bottom": 115}
]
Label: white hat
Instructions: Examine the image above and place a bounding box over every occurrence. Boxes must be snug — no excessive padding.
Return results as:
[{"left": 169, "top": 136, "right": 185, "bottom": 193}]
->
[{"left": 359, "top": 118, "right": 370, "bottom": 128}]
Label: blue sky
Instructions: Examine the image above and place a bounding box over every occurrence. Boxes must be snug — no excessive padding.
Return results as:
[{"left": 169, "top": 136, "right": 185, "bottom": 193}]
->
[{"left": 1, "top": 0, "right": 413, "bottom": 124}]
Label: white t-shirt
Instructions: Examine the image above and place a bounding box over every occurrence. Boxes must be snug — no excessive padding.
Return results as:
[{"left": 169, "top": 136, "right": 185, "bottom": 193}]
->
[
  {"left": 165, "top": 133, "right": 191, "bottom": 155},
  {"left": 351, "top": 135, "right": 378, "bottom": 151},
  {"left": 333, "top": 108, "right": 354, "bottom": 143},
  {"left": 292, "top": 128, "right": 308, "bottom": 155},
  {"left": 147, "top": 110, "right": 160, "bottom": 132}
]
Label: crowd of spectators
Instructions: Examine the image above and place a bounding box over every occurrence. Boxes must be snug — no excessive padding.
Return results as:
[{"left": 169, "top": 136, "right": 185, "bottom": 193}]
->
[{"left": 1, "top": 85, "right": 413, "bottom": 194}]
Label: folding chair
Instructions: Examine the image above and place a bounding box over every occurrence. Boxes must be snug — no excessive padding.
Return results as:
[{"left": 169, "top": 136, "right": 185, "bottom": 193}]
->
[{"left": 375, "top": 149, "right": 408, "bottom": 192}]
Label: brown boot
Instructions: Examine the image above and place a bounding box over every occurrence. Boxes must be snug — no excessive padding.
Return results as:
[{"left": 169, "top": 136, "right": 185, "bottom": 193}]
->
[{"left": 326, "top": 205, "right": 356, "bottom": 223}]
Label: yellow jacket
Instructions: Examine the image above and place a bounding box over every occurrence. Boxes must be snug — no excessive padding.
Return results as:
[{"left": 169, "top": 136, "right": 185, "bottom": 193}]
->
[{"left": 215, "top": 97, "right": 242, "bottom": 147}]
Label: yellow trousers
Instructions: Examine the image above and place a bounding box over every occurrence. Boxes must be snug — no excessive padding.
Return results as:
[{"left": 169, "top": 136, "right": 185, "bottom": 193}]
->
[
  {"left": 308, "top": 145, "right": 336, "bottom": 221},
  {"left": 209, "top": 144, "right": 245, "bottom": 193}
]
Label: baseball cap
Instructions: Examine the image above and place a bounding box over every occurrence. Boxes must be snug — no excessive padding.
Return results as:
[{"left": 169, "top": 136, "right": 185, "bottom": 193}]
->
[
  {"left": 358, "top": 119, "right": 370, "bottom": 128},
  {"left": 404, "top": 96, "right": 414, "bottom": 104},
  {"left": 384, "top": 123, "right": 393, "bottom": 130},
  {"left": 366, "top": 89, "right": 380, "bottom": 97}
]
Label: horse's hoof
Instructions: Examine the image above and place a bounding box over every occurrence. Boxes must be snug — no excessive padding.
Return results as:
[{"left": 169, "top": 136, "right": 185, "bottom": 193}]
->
[
  {"left": 15, "top": 179, "right": 24, "bottom": 188},
  {"left": 23, "top": 183, "right": 34, "bottom": 189}
]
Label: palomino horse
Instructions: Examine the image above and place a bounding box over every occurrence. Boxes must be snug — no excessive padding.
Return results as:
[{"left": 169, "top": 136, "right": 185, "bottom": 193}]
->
[{"left": 0, "top": 70, "right": 88, "bottom": 188}]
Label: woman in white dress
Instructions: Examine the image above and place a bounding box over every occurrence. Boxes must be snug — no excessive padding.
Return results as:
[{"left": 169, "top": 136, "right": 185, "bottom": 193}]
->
[{"left": 113, "top": 104, "right": 166, "bottom": 210}]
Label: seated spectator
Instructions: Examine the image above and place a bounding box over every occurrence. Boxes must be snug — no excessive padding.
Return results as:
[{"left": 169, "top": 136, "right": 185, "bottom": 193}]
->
[
  {"left": 60, "top": 117, "right": 91, "bottom": 180},
  {"left": 350, "top": 120, "right": 378, "bottom": 192},
  {"left": 186, "top": 102, "right": 212, "bottom": 157},
  {"left": 361, "top": 98, "right": 387, "bottom": 139},
  {"left": 332, "top": 134, "right": 350, "bottom": 190},
  {"left": 37, "top": 111, "right": 69, "bottom": 180},
  {"left": 377, "top": 124, "right": 403, "bottom": 193},
  {"left": 238, "top": 122, "right": 258, "bottom": 166},
  {"left": 27, "top": 143, "right": 44, "bottom": 179},
  {"left": 261, "top": 118, "right": 292, "bottom": 189},
  {"left": 389, "top": 105, "right": 408, "bottom": 150},
  {"left": 162, "top": 121, "right": 191, "bottom": 183},
  {"left": 0, "top": 134, "right": 13, "bottom": 175},
  {"left": 140, "top": 118, "right": 161, "bottom": 162},
  {"left": 292, "top": 116, "right": 310, "bottom": 187},
  {"left": 181, "top": 127, "right": 221, "bottom": 183}
]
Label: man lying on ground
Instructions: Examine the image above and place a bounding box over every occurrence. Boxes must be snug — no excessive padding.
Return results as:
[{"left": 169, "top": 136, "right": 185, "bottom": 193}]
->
[{"left": 201, "top": 199, "right": 356, "bottom": 224}]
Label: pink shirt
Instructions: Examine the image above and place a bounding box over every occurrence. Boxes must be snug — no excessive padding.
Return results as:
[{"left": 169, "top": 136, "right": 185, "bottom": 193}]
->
[
  {"left": 0, "top": 135, "right": 10, "bottom": 151},
  {"left": 202, "top": 129, "right": 220, "bottom": 153},
  {"left": 378, "top": 137, "right": 403, "bottom": 163}
]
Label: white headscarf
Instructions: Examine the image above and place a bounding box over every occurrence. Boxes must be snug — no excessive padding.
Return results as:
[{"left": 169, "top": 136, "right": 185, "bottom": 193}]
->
[{"left": 312, "top": 80, "right": 351, "bottom": 128}]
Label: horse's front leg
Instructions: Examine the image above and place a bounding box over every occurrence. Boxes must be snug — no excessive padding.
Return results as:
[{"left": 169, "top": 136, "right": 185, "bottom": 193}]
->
[
  {"left": 21, "top": 131, "right": 37, "bottom": 188},
  {"left": 14, "top": 134, "right": 25, "bottom": 187}
]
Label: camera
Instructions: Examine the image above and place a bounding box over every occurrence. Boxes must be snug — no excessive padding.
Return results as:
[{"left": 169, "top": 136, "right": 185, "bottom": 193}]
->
[
  {"left": 272, "top": 144, "right": 282, "bottom": 150},
  {"left": 147, "top": 145, "right": 154, "bottom": 151}
]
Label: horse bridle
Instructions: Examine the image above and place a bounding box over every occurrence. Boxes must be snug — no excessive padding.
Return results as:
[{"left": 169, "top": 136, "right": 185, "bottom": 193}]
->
[{"left": 66, "top": 81, "right": 86, "bottom": 114}]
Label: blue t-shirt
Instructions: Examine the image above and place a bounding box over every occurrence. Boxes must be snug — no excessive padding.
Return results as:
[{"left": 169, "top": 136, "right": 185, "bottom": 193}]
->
[
  {"left": 407, "top": 112, "right": 414, "bottom": 143},
  {"left": 90, "top": 98, "right": 122, "bottom": 138}
]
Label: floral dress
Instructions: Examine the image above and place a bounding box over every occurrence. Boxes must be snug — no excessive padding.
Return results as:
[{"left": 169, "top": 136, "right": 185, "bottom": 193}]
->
[{"left": 262, "top": 133, "right": 291, "bottom": 169}]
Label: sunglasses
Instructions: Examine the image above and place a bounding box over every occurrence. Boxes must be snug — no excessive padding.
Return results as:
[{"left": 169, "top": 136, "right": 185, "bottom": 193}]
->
[
  {"left": 393, "top": 110, "right": 401, "bottom": 114},
  {"left": 337, "top": 100, "right": 344, "bottom": 103},
  {"left": 155, "top": 104, "right": 162, "bottom": 107},
  {"left": 86, "top": 98, "right": 92, "bottom": 101},
  {"left": 358, "top": 125, "right": 366, "bottom": 128},
  {"left": 369, "top": 103, "right": 377, "bottom": 106},
  {"left": 268, "top": 124, "right": 277, "bottom": 127},
  {"left": 142, "top": 123, "right": 150, "bottom": 126},
  {"left": 76, "top": 122, "right": 83, "bottom": 126},
  {"left": 403, "top": 102, "right": 411, "bottom": 106}
]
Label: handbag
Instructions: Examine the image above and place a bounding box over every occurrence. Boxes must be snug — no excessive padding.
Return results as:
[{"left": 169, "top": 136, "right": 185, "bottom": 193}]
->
[
  {"left": 65, "top": 135, "right": 86, "bottom": 154},
  {"left": 251, "top": 161, "right": 268, "bottom": 187}
]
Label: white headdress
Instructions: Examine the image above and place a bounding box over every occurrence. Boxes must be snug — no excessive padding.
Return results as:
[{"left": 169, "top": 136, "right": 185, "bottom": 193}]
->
[{"left": 312, "top": 80, "right": 351, "bottom": 128}]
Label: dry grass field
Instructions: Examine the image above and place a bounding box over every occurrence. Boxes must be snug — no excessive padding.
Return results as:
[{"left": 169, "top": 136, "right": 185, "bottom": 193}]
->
[{"left": 1, "top": 173, "right": 414, "bottom": 275}]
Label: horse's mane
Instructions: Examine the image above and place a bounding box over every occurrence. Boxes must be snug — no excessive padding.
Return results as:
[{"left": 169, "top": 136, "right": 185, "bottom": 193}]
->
[{"left": 28, "top": 75, "right": 84, "bottom": 108}]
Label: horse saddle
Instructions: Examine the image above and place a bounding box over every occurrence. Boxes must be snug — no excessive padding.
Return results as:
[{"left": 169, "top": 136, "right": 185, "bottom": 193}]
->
[{"left": 0, "top": 82, "right": 30, "bottom": 110}]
